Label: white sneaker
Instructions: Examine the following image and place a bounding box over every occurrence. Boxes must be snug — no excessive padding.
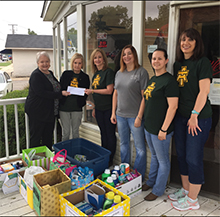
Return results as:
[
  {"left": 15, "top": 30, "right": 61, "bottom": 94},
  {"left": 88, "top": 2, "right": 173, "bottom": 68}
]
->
[
  {"left": 171, "top": 195, "right": 200, "bottom": 211},
  {"left": 168, "top": 188, "right": 187, "bottom": 201}
]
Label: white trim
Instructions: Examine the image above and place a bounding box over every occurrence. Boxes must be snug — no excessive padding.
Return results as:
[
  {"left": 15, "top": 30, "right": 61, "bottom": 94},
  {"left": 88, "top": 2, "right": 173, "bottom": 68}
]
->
[
  {"left": 170, "top": 1, "right": 220, "bottom": 7},
  {"left": 132, "top": 1, "right": 144, "bottom": 65},
  {"left": 167, "top": 4, "right": 180, "bottom": 75},
  {"left": 57, "top": 24, "right": 62, "bottom": 80},
  {"left": 53, "top": 28, "right": 57, "bottom": 78},
  {"left": 63, "top": 17, "right": 68, "bottom": 70},
  {"left": 77, "top": 4, "right": 85, "bottom": 56}
]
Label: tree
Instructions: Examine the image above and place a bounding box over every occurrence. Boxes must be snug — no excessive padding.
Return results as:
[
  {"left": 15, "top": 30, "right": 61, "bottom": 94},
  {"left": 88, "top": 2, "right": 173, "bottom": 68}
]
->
[
  {"left": 145, "top": 3, "right": 169, "bottom": 29},
  {"left": 88, "top": 5, "right": 132, "bottom": 39},
  {"left": 28, "top": 28, "right": 37, "bottom": 35}
]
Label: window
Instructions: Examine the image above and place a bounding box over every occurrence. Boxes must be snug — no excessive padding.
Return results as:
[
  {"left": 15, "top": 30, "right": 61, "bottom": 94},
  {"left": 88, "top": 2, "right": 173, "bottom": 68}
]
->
[
  {"left": 85, "top": 1, "right": 133, "bottom": 124},
  {"left": 143, "top": 1, "right": 170, "bottom": 79},
  {"left": 67, "top": 12, "right": 77, "bottom": 70}
]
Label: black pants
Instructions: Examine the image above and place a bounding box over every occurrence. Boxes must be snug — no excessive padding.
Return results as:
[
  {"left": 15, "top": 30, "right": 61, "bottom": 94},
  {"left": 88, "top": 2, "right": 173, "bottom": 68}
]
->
[
  {"left": 28, "top": 116, "right": 55, "bottom": 150},
  {"left": 95, "top": 109, "right": 117, "bottom": 162}
]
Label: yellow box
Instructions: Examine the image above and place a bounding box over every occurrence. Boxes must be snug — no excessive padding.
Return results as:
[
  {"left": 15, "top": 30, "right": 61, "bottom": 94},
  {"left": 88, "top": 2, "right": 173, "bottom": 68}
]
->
[
  {"left": 60, "top": 179, "right": 130, "bottom": 216},
  {"left": 18, "top": 167, "right": 47, "bottom": 210},
  {"left": 27, "top": 185, "right": 33, "bottom": 209}
]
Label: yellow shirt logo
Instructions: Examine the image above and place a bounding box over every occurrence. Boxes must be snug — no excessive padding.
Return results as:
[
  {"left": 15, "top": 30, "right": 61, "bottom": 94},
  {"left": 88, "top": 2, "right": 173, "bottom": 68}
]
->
[
  {"left": 92, "top": 74, "right": 101, "bottom": 89},
  {"left": 177, "top": 66, "right": 189, "bottom": 87},
  {"left": 70, "top": 78, "right": 78, "bottom": 87},
  {"left": 144, "top": 82, "right": 156, "bottom": 100}
]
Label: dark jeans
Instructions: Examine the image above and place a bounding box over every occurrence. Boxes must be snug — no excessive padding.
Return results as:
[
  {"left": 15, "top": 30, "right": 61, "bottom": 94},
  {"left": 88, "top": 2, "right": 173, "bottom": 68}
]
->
[
  {"left": 28, "top": 116, "right": 55, "bottom": 150},
  {"left": 174, "top": 112, "right": 212, "bottom": 184},
  {"left": 95, "top": 109, "right": 117, "bottom": 162}
]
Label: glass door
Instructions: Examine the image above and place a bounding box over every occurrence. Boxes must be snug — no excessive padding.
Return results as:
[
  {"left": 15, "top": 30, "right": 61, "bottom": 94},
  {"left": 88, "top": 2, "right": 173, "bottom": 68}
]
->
[{"left": 170, "top": 5, "right": 220, "bottom": 196}]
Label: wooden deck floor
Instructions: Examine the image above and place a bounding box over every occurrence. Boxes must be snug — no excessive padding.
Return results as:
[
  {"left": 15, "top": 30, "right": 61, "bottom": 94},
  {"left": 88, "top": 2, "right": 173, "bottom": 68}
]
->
[{"left": 0, "top": 185, "right": 219, "bottom": 216}]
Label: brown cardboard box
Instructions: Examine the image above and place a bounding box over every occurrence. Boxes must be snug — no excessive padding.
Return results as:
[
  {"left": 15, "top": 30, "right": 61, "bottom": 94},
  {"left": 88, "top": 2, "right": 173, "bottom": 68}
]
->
[{"left": 33, "top": 168, "right": 71, "bottom": 216}]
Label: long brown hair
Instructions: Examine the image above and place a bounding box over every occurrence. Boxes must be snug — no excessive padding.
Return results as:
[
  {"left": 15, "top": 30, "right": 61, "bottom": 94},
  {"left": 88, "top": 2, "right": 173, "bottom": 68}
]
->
[
  {"left": 176, "top": 28, "right": 204, "bottom": 62},
  {"left": 90, "top": 48, "right": 108, "bottom": 74},
  {"left": 120, "top": 45, "right": 140, "bottom": 72}
]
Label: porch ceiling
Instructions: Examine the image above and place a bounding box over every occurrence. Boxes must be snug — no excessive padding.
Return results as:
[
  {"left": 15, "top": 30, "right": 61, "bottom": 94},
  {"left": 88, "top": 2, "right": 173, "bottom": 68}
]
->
[{"left": 42, "top": 1, "right": 64, "bottom": 21}]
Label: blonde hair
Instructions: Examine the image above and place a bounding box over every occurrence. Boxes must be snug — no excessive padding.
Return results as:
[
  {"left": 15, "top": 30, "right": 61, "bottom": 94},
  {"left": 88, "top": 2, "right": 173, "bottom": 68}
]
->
[
  {"left": 90, "top": 48, "right": 108, "bottom": 74},
  {"left": 120, "top": 45, "right": 140, "bottom": 72},
  {"left": 70, "top": 53, "right": 84, "bottom": 70},
  {"left": 36, "top": 51, "right": 50, "bottom": 63}
]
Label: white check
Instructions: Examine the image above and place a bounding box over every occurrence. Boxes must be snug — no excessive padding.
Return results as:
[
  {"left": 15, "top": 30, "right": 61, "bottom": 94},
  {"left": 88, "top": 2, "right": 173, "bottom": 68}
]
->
[{"left": 67, "top": 86, "right": 85, "bottom": 96}]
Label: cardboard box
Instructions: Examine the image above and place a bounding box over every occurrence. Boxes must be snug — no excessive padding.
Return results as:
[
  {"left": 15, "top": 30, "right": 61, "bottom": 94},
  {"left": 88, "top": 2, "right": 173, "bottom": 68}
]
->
[
  {"left": 0, "top": 158, "right": 28, "bottom": 194},
  {"left": 98, "top": 169, "right": 142, "bottom": 199},
  {"left": 22, "top": 146, "right": 54, "bottom": 170},
  {"left": 59, "top": 179, "right": 130, "bottom": 216},
  {"left": 18, "top": 167, "right": 47, "bottom": 209},
  {"left": 115, "top": 171, "right": 142, "bottom": 199},
  {"left": 33, "top": 168, "right": 71, "bottom": 216}
]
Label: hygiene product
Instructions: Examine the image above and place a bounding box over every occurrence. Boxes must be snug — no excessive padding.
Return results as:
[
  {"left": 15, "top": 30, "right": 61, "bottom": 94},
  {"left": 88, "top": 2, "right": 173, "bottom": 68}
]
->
[
  {"left": 111, "top": 195, "right": 121, "bottom": 207},
  {"left": 101, "top": 169, "right": 111, "bottom": 182},
  {"left": 105, "top": 177, "right": 115, "bottom": 187},
  {"left": 103, "top": 192, "right": 114, "bottom": 210}
]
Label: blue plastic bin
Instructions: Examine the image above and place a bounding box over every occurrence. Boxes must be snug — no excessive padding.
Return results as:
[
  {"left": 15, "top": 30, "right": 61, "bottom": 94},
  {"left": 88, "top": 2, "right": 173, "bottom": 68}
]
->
[{"left": 53, "top": 138, "right": 111, "bottom": 177}]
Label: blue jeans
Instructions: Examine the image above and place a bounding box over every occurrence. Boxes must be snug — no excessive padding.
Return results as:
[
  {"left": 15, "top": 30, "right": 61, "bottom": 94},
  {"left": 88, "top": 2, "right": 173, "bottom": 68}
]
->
[
  {"left": 116, "top": 115, "right": 146, "bottom": 178},
  {"left": 144, "top": 129, "right": 173, "bottom": 196},
  {"left": 174, "top": 113, "right": 212, "bottom": 184}
]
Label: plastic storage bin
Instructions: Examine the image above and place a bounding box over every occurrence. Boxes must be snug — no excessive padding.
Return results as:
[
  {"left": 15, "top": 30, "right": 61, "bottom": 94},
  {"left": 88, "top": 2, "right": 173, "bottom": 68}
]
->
[{"left": 53, "top": 138, "right": 111, "bottom": 177}]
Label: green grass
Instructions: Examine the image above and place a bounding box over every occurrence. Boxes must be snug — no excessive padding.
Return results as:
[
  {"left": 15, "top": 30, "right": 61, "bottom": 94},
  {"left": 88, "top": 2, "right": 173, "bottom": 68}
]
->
[{"left": 0, "top": 61, "right": 12, "bottom": 66}]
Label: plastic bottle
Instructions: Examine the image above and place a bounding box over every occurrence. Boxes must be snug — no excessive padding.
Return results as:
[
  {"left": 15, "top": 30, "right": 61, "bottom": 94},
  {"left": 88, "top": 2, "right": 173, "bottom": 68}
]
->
[
  {"left": 105, "top": 176, "right": 115, "bottom": 187},
  {"left": 111, "top": 174, "right": 118, "bottom": 186},
  {"left": 103, "top": 192, "right": 114, "bottom": 210},
  {"left": 112, "top": 165, "right": 120, "bottom": 177},
  {"left": 102, "top": 169, "right": 111, "bottom": 182},
  {"left": 111, "top": 195, "right": 121, "bottom": 207}
]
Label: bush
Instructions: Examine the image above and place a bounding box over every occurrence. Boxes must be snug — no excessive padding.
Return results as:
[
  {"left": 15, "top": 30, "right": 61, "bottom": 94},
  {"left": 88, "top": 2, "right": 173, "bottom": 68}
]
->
[
  {"left": 0, "top": 89, "right": 29, "bottom": 158},
  {"left": 0, "top": 88, "right": 62, "bottom": 158}
]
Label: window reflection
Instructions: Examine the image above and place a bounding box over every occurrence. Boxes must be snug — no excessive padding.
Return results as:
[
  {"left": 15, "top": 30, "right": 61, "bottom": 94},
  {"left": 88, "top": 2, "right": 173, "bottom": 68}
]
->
[
  {"left": 85, "top": 1, "right": 133, "bottom": 124},
  {"left": 67, "top": 12, "right": 77, "bottom": 70},
  {"left": 143, "top": 1, "right": 170, "bottom": 79}
]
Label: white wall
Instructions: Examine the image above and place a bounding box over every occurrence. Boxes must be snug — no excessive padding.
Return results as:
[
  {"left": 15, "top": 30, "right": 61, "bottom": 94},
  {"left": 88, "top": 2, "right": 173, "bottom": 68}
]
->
[{"left": 12, "top": 50, "right": 53, "bottom": 77}]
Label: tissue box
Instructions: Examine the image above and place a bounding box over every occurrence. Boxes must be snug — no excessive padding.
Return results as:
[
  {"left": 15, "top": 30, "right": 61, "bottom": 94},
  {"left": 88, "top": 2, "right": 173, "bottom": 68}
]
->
[{"left": 59, "top": 179, "right": 130, "bottom": 216}]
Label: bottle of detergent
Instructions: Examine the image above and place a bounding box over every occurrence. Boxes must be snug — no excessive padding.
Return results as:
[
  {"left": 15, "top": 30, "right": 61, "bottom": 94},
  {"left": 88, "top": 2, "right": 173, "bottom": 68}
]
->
[
  {"left": 103, "top": 192, "right": 114, "bottom": 210},
  {"left": 105, "top": 176, "right": 115, "bottom": 187},
  {"left": 111, "top": 195, "right": 121, "bottom": 207},
  {"left": 112, "top": 165, "right": 120, "bottom": 177},
  {"left": 111, "top": 174, "right": 118, "bottom": 186},
  {"left": 102, "top": 169, "right": 111, "bottom": 182}
]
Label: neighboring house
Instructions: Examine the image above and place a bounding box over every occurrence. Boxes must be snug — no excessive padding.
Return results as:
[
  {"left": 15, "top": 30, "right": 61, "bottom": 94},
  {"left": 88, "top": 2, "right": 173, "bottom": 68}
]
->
[{"left": 2, "top": 34, "right": 53, "bottom": 77}]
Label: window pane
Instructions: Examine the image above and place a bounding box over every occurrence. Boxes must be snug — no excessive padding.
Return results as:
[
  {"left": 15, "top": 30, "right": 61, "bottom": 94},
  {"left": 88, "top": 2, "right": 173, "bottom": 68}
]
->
[
  {"left": 67, "top": 12, "right": 77, "bottom": 70},
  {"left": 85, "top": 1, "right": 133, "bottom": 124},
  {"left": 143, "top": 1, "right": 170, "bottom": 79}
]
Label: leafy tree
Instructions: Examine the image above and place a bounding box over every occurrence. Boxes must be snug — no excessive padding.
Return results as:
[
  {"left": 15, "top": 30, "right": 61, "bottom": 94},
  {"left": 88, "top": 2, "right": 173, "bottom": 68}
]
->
[
  {"left": 145, "top": 3, "right": 169, "bottom": 29},
  {"left": 88, "top": 5, "right": 132, "bottom": 39},
  {"left": 28, "top": 28, "right": 37, "bottom": 35}
]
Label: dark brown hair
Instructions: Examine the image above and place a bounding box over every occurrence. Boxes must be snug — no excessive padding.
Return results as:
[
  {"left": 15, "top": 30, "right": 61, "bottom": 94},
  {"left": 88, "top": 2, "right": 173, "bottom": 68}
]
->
[
  {"left": 176, "top": 28, "right": 204, "bottom": 62},
  {"left": 120, "top": 45, "right": 140, "bottom": 72}
]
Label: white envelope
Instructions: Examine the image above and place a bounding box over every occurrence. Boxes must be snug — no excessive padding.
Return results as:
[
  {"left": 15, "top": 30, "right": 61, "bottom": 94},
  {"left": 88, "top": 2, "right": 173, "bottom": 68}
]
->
[{"left": 67, "top": 86, "right": 85, "bottom": 96}]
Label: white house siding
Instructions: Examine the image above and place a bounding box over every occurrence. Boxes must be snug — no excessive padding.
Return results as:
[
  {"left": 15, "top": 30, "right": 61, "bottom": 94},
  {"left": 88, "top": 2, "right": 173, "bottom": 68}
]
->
[{"left": 12, "top": 49, "right": 53, "bottom": 77}]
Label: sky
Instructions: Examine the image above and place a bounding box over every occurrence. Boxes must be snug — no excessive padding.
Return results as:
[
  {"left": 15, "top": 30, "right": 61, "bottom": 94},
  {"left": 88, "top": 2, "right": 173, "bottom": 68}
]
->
[{"left": 0, "top": 1, "right": 53, "bottom": 51}]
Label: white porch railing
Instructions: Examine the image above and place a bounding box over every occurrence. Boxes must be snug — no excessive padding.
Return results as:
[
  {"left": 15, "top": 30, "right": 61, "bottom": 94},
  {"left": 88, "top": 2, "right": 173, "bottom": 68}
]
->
[{"left": 0, "top": 97, "right": 57, "bottom": 162}]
